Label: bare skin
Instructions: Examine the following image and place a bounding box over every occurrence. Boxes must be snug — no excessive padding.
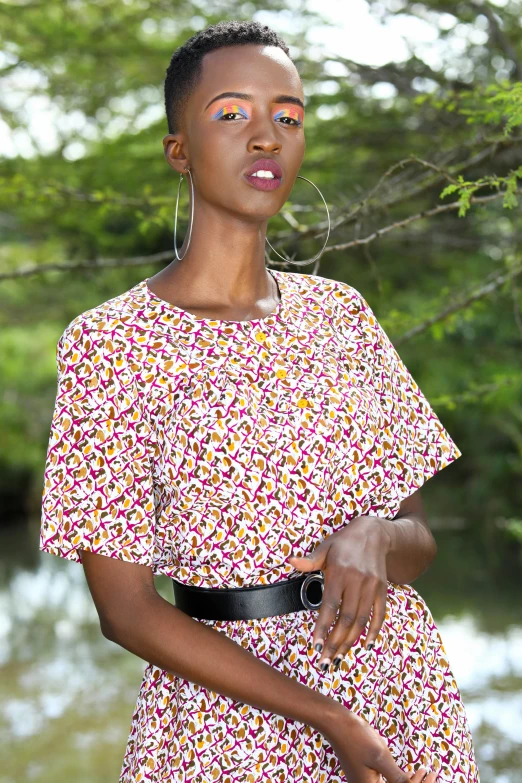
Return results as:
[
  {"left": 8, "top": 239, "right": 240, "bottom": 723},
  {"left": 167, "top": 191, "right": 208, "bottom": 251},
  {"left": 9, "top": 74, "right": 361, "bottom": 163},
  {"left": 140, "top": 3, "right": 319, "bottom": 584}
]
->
[
  {"left": 289, "top": 489, "right": 437, "bottom": 669},
  {"left": 150, "top": 43, "right": 305, "bottom": 319},
  {"left": 82, "top": 43, "right": 441, "bottom": 782}
]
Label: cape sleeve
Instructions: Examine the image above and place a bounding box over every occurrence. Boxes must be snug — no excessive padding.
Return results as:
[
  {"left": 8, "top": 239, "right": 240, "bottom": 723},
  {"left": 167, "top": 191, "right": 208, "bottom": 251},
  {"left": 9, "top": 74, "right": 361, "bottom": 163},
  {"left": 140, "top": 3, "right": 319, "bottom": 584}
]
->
[
  {"left": 39, "top": 318, "right": 157, "bottom": 566},
  {"left": 333, "top": 282, "right": 462, "bottom": 502}
]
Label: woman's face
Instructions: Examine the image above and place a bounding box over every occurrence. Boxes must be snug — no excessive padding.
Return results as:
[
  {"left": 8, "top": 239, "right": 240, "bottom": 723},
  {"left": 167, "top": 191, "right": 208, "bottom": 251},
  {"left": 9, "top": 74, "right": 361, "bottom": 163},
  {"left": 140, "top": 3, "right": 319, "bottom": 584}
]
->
[{"left": 163, "top": 44, "right": 306, "bottom": 221}]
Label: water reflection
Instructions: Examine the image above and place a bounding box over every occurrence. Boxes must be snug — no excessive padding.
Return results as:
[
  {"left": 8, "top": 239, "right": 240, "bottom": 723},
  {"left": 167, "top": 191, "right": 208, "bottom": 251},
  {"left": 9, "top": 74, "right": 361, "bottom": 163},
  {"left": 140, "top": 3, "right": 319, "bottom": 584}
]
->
[{"left": 1, "top": 524, "right": 521, "bottom": 782}]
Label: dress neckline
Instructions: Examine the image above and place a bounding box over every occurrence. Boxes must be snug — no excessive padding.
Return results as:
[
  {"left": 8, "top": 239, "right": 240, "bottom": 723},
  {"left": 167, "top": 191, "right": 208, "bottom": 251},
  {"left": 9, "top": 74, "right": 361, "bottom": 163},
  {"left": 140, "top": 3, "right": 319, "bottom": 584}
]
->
[{"left": 140, "top": 268, "right": 286, "bottom": 326}]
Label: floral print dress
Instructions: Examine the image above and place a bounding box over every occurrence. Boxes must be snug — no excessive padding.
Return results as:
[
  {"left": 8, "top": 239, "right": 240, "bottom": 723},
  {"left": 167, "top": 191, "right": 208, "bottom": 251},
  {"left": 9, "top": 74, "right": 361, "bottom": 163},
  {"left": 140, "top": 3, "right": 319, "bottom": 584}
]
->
[{"left": 40, "top": 269, "right": 480, "bottom": 782}]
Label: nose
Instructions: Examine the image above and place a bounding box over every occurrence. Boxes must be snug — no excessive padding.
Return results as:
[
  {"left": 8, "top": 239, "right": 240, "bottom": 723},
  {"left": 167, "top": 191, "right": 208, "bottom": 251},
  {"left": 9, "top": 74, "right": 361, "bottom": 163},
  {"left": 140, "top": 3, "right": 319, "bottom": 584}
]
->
[
  {"left": 248, "top": 136, "right": 282, "bottom": 154},
  {"left": 246, "top": 113, "right": 282, "bottom": 155}
]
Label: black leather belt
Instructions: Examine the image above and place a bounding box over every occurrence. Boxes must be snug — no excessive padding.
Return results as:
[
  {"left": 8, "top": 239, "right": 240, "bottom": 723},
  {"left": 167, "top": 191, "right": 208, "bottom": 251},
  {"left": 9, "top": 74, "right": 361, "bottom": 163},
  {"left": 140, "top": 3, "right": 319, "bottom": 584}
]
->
[{"left": 172, "top": 571, "right": 325, "bottom": 621}]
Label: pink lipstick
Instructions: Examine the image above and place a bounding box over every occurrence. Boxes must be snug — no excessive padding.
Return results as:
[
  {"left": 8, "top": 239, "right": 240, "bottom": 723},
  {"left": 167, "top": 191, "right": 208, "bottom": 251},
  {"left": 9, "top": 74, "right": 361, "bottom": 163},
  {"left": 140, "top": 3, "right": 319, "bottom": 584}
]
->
[{"left": 244, "top": 158, "right": 283, "bottom": 191}]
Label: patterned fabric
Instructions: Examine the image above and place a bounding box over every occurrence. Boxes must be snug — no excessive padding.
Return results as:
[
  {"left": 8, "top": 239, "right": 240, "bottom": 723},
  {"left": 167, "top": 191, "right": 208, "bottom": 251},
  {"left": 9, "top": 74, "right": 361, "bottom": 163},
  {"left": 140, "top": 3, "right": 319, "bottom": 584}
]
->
[{"left": 40, "top": 270, "right": 479, "bottom": 782}]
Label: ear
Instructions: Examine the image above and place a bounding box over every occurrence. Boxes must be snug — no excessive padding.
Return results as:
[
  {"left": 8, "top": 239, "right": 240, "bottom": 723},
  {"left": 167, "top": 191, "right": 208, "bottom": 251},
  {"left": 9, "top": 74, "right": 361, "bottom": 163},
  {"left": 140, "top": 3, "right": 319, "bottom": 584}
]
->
[{"left": 162, "top": 133, "right": 189, "bottom": 175}]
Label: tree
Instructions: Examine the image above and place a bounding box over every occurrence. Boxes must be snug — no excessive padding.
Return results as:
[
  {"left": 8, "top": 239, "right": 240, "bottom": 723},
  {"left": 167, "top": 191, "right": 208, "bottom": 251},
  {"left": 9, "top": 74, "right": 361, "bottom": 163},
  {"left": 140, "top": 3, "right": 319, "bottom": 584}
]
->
[{"left": 0, "top": 0, "right": 521, "bottom": 547}]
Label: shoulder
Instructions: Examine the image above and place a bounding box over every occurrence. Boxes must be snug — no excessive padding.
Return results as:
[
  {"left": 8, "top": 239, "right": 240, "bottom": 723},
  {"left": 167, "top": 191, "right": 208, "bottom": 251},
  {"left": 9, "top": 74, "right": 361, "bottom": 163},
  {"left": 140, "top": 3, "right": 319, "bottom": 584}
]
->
[
  {"left": 55, "top": 282, "right": 150, "bottom": 398},
  {"left": 281, "top": 270, "right": 368, "bottom": 306},
  {"left": 328, "top": 278, "right": 376, "bottom": 325},
  {"left": 279, "top": 270, "right": 338, "bottom": 299},
  {"left": 57, "top": 280, "right": 148, "bottom": 358},
  {"left": 282, "top": 270, "right": 377, "bottom": 328}
]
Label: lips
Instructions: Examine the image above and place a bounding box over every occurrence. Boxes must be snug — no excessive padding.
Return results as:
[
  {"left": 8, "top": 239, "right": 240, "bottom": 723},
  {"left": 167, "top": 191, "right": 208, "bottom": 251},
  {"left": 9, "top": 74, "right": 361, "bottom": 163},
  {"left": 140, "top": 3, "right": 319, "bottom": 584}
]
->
[{"left": 244, "top": 158, "right": 283, "bottom": 178}]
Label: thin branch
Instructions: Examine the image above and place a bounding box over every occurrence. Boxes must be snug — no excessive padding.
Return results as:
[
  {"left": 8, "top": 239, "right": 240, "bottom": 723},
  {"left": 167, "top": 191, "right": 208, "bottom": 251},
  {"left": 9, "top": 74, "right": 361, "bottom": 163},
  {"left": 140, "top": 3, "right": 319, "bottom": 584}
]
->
[
  {"left": 324, "top": 188, "right": 521, "bottom": 256},
  {"left": 328, "top": 55, "right": 471, "bottom": 94},
  {"left": 1, "top": 189, "right": 519, "bottom": 283},
  {"left": 0, "top": 249, "right": 175, "bottom": 281},
  {"left": 3, "top": 131, "right": 519, "bottom": 235},
  {"left": 472, "top": 1, "right": 522, "bottom": 80},
  {"left": 431, "top": 375, "right": 522, "bottom": 409},
  {"left": 267, "top": 140, "right": 522, "bottom": 249},
  {"left": 396, "top": 260, "right": 522, "bottom": 345}
]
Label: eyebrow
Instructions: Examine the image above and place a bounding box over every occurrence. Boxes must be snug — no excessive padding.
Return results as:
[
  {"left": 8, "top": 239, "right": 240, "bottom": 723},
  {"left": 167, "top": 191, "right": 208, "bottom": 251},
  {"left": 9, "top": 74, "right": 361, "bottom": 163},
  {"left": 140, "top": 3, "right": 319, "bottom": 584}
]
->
[{"left": 204, "top": 91, "right": 305, "bottom": 112}]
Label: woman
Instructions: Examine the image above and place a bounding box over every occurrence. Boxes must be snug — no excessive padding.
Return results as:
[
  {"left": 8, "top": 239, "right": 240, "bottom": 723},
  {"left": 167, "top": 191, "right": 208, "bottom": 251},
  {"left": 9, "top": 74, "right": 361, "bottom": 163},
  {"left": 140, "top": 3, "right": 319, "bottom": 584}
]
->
[{"left": 39, "top": 20, "right": 480, "bottom": 783}]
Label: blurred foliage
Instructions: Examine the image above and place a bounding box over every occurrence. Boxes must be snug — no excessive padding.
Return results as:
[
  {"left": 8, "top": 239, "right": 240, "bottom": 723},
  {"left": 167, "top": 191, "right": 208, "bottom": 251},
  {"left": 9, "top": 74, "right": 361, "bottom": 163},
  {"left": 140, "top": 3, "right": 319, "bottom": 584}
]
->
[{"left": 0, "top": 0, "right": 522, "bottom": 561}]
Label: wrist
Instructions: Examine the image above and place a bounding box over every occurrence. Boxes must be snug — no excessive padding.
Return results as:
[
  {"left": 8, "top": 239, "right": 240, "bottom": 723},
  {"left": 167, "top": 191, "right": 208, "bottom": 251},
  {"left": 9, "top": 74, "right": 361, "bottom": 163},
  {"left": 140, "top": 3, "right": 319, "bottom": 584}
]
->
[
  {"left": 367, "top": 515, "right": 393, "bottom": 556},
  {"left": 311, "top": 695, "right": 348, "bottom": 735},
  {"left": 315, "top": 697, "right": 359, "bottom": 741}
]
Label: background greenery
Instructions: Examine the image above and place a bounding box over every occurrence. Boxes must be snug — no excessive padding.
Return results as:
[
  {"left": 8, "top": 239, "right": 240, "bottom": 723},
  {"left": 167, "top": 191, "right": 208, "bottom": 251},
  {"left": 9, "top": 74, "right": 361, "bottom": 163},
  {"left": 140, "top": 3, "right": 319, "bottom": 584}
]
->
[{"left": 1, "top": 1, "right": 521, "bottom": 781}]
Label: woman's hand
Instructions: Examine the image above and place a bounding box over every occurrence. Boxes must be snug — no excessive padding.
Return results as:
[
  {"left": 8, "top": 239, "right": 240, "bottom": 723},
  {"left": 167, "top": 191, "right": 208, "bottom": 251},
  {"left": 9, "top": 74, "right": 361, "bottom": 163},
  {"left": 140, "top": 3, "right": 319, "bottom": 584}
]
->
[
  {"left": 321, "top": 705, "right": 439, "bottom": 783},
  {"left": 287, "top": 515, "right": 391, "bottom": 669}
]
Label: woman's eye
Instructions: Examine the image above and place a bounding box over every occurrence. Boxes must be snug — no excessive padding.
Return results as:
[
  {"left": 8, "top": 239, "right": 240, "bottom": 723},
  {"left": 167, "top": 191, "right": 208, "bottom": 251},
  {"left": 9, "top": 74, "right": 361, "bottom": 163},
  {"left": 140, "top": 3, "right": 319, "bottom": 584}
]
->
[
  {"left": 221, "top": 112, "right": 245, "bottom": 120},
  {"left": 213, "top": 107, "right": 302, "bottom": 125},
  {"left": 213, "top": 105, "right": 249, "bottom": 121},
  {"left": 276, "top": 116, "right": 301, "bottom": 126}
]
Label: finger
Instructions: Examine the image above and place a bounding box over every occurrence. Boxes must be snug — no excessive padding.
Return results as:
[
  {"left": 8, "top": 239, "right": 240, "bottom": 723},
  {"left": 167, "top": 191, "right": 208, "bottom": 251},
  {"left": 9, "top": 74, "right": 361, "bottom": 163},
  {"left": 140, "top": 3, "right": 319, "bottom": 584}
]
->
[
  {"left": 317, "top": 586, "right": 362, "bottom": 668},
  {"left": 418, "top": 773, "right": 437, "bottom": 783},
  {"left": 377, "top": 755, "right": 411, "bottom": 783},
  {"left": 339, "top": 584, "right": 376, "bottom": 653},
  {"left": 288, "top": 539, "right": 330, "bottom": 572},
  {"left": 364, "top": 579, "right": 388, "bottom": 650},
  {"left": 325, "top": 583, "right": 376, "bottom": 668},
  {"left": 312, "top": 572, "right": 344, "bottom": 662},
  {"left": 408, "top": 768, "right": 437, "bottom": 782}
]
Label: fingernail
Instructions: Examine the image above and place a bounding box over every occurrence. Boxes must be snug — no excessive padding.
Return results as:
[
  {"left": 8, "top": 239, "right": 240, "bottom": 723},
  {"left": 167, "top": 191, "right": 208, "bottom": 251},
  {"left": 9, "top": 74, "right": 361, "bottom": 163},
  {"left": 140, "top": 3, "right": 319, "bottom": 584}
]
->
[
  {"left": 319, "top": 660, "right": 330, "bottom": 672},
  {"left": 314, "top": 642, "right": 323, "bottom": 653},
  {"left": 366, "top": 642, "right": 374, "bottom": 651},
  {"left": 333, "top": 656, "right": 342, "bottom": 667}
]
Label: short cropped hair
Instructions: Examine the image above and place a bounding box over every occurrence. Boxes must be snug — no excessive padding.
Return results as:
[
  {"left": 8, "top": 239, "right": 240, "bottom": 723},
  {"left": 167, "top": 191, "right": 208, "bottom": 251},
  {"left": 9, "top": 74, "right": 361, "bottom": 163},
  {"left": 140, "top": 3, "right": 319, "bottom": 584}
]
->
[{"left": 164, "top": 20, "right": 292, "bottom": 135}]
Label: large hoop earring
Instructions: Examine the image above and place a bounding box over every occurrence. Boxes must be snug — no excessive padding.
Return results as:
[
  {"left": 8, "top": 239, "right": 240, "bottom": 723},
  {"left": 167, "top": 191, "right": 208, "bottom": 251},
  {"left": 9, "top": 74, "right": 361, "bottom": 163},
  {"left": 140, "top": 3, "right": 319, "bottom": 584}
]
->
[
  {"left": 173, "top": 166, "right": 194, "bottom": 261},
  {"left": 265, "top": 175, "right": 330, "bottom": 267}
]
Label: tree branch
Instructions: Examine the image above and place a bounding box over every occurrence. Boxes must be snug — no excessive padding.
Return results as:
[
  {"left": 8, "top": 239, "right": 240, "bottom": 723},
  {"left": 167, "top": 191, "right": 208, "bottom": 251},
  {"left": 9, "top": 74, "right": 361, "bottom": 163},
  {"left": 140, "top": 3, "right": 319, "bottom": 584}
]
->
[
  {"left": 396, "top": 260, "right": 522, "bottom": 345},
  {"left": 1, "top": 189, "right": 518, "bottom": 283},
  {"left": 472, "top": 1, "right": 522, "bottom": 80},
  {"left": 323, "top": 188, "right": 521, "bottom": 257}
]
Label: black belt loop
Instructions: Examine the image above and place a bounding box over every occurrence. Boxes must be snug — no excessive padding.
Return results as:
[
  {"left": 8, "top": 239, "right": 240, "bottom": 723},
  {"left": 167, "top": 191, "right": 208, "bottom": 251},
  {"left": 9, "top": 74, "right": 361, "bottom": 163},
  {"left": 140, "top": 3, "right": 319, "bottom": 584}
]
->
[{"left": 172, "top": 570, "right": 325, "bottom": 621}]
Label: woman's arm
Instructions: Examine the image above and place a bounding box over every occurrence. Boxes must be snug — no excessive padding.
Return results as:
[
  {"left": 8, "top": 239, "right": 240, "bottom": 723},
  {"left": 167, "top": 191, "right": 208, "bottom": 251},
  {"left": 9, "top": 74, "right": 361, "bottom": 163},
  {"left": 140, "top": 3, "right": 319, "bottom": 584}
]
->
[
  {"left": 377, "top": 488, "right": 437, "bottom": 585},
  {"left": 81, "top": 549, "right": 337, "bottom": 734},
  {"left": 80, "top": 547, "right": 417, "bottom": 782}
]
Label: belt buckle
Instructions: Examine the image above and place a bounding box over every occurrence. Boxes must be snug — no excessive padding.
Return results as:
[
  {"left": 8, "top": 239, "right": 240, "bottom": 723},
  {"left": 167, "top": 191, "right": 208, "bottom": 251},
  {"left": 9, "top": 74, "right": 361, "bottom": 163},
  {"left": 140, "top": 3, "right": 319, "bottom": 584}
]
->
[{"left": 300, "top": 571, "right": 324, "bottom": 610}]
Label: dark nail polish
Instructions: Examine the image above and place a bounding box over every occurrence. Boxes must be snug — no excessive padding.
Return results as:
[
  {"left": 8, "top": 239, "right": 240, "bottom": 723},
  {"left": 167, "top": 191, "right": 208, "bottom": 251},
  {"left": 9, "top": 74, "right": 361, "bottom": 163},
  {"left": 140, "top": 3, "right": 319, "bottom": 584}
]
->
[
  {"left": 333, "top": 662, "right": 340, "bottom": 672},
  {"left": 333, "top": 656, "right": 342, "bottom": 667},
  {"left": 319, "top": 661, "right": 329, "bottom": 672},
  {"left": 314, "top": 642, "right": 323, "bottom": 653},
  {"left": 367, "top": 642, "right": 374, "bottom": 651}
]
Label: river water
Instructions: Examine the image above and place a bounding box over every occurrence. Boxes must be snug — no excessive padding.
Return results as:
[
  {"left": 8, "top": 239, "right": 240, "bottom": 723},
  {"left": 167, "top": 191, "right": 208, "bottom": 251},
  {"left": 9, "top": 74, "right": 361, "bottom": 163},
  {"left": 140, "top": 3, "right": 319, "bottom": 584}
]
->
[{"left": 1, "top": 523, "right": 521, "bottom": 782}]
